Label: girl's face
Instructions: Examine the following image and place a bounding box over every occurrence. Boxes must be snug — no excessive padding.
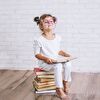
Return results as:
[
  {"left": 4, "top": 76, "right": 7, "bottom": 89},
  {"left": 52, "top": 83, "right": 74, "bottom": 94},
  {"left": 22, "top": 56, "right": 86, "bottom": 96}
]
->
[{"left": 41, "top": 16, "right": 56, "bottom": 31}]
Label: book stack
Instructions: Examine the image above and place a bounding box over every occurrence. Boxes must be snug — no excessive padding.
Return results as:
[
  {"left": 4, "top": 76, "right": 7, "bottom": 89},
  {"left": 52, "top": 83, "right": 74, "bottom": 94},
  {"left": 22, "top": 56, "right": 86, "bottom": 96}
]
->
[{"left": 33, "top": 67, "right": 56, "bottom": 94}]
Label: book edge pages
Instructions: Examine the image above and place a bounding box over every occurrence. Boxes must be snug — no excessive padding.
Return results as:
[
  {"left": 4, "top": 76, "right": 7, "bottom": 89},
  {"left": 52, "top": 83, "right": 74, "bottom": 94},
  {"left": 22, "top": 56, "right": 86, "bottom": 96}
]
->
[{"left": 54, "top": 57, "right": 77, "bottom": 63}]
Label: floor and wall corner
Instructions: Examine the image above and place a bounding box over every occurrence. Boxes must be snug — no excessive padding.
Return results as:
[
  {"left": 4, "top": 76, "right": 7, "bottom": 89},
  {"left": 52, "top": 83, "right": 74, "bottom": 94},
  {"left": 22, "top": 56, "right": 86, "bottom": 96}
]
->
[{"left": 0, "top": 0, "right": 100, "bottom": 100}]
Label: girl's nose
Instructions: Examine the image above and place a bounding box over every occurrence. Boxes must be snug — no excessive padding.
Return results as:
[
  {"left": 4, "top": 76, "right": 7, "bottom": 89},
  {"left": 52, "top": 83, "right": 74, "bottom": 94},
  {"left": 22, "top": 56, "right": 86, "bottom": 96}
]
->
[
  {"left": 48, "top": 21, "right": 50, "bottom": 24},
  {"left": 48, "top": 21, "right": 53, "bottom": 25}
]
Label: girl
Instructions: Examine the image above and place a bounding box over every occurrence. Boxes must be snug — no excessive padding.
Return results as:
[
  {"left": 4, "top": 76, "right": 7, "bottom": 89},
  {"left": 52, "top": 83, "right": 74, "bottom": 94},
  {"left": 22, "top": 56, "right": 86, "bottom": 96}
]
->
[{"left": 34, "top": 14, "right": 72, "bottom": 99}]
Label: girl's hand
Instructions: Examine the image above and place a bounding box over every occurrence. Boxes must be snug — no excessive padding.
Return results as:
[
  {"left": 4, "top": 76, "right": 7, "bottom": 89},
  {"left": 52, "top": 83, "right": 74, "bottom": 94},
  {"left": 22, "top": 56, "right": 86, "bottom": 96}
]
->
[{"left": 44, "top": 58, "right": 57, "bottom": 64}]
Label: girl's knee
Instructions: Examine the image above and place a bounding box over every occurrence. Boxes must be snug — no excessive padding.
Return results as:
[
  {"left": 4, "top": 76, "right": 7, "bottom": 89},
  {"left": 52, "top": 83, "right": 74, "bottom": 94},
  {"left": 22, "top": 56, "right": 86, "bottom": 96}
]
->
[
  {"left": 64, "top": 61, "right": 72, "bottom": 66},
  {"left": 67, "top": 61, "right": 72, "bottom": 66},
  {"left": 63, "top": 61, "right": 72, "bottom": 70},
  {"left": 54, "top": 63, "right": 63, "bottom": 70}
]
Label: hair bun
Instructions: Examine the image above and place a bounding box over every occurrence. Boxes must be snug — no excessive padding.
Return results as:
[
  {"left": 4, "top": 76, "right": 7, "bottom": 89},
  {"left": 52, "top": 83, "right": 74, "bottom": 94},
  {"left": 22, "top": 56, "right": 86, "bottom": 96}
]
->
[{"left": 34, "top": 17, "right": 40, "bottom": 24}]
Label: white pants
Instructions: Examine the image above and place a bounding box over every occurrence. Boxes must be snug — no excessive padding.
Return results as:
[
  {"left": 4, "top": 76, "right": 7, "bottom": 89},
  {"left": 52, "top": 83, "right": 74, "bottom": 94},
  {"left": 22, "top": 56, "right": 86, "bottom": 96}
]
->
[{"left": 39, "top": 61, "right": 72, "bottom": 88}]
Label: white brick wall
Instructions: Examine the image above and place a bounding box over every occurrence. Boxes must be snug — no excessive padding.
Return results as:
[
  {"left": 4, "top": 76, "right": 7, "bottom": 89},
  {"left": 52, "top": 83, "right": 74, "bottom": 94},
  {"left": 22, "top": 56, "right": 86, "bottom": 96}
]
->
[{"left": 0, "top": 0, "right": 100, "bottom": 72}]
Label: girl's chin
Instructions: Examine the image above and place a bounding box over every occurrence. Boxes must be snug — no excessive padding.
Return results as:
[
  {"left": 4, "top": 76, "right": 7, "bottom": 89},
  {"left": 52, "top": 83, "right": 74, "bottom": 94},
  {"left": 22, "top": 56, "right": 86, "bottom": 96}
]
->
[{"left": 46, "top": 27, "right": 54, "bottom": 30}]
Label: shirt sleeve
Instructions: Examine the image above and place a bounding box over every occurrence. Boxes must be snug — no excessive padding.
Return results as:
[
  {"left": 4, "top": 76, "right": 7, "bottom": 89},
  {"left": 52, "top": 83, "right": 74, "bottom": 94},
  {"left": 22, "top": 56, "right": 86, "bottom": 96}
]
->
[{"left": 34, "top": 40, "right": 42, "bottom": 55}]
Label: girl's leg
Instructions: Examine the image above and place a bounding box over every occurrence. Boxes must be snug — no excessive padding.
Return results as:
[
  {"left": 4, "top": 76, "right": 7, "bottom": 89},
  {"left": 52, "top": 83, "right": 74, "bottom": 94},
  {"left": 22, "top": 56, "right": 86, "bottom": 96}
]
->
[
  {"left": 63, "top": 61, "right": 72, "bottom": 82},
  {"left": 54, "top": 63, "right": 67, "bottom": 98},
  {"left": 54, "top": 63, "right": 63, "bottom": 88},
  {"left": 62, "top": 61, "right": 72, "bottom": 93},
  {"left": 40, "top": 62, "right": 67, "bottom": 98}
]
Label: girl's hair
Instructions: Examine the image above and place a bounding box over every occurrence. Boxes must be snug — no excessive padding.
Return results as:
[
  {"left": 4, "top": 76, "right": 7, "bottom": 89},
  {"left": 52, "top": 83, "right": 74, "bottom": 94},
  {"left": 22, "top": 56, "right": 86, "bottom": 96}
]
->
[
  {"left": 34, "top": 14, "right": 57, "bottom": 31},
  {"left": 34, "top": 14, "right": 57, "bottom": 25}
]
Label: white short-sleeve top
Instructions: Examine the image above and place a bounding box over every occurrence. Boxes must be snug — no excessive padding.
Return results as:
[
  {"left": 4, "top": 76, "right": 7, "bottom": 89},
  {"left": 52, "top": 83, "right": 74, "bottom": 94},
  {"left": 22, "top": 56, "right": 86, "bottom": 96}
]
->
[{"left": 34, "top": 34, "right": 61, "bottom": 59}]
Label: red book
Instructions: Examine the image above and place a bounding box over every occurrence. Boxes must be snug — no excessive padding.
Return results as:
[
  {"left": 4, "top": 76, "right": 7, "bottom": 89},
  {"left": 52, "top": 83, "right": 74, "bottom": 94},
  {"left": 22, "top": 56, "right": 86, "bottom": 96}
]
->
[
  {"left": 33, "top": 67, "right": 54, "bottom": 76},
  {"left": 34, "top": 67, "right": 45, "bottom": 72}
]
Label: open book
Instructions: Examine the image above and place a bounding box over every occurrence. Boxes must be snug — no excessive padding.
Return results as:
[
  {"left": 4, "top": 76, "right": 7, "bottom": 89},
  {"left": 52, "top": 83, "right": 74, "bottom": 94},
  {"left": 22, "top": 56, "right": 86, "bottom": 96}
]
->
[{"left": 53, "top": 57, "right": 77, "bottom": 63}]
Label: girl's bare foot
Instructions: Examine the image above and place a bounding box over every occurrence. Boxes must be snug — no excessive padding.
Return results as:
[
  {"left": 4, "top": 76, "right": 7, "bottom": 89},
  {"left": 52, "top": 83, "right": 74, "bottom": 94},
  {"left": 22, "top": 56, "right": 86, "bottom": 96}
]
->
[
  {"left": 56, "top": 88, "right": 67, "bottom": 99},
  {"left": 63, "top": 80, "right": 69, "bottom": 94}
]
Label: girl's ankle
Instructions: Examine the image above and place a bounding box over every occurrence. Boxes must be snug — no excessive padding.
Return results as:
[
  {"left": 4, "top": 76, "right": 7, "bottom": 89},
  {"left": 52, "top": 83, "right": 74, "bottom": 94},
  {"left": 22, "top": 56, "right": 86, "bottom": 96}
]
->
[
  {"left": 56, "top": 88, "right": 67, "bottom": 98},
  {"left": 63, "top": 80, "right": 69, "bottom": 93}
]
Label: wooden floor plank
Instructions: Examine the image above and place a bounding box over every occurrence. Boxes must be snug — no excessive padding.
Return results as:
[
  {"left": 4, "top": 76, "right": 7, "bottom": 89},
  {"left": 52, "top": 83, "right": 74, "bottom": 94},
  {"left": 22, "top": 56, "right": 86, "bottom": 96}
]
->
[
  {"left": 0, "top": 70, "right": 100, "bottom": 100},
  {"left": 6, "top": 75, "right": 33, "bottom": 100},
  {"left": 0, "top": 70, "right": 28, "bottom": 91}
]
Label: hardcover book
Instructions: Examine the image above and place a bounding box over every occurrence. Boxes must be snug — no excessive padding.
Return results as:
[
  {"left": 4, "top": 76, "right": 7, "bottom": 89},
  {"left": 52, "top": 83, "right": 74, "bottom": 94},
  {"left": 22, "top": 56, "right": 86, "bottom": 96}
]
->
[
  {"left": 34, "top": 68, "right": 54, "bottom": 75},
  {"left": 53, "top": 56, "right": 77, "bottom": 63},
  {"left": 34, "top": 77, "right": 55, "bottom": 83}
]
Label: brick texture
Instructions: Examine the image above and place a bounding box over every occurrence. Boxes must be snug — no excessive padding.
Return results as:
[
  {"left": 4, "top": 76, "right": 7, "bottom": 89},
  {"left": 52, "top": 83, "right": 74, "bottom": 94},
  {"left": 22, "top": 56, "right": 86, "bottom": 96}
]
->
[{"left": 0, "top": 0, "right": 100, "bottom": 72}]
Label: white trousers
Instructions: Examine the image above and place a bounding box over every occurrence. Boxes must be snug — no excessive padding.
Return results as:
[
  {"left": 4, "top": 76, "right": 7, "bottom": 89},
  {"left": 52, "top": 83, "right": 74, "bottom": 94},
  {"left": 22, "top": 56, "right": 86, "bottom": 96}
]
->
[{"left": 39, "top": 61, "right": 72, "bottom": 88}]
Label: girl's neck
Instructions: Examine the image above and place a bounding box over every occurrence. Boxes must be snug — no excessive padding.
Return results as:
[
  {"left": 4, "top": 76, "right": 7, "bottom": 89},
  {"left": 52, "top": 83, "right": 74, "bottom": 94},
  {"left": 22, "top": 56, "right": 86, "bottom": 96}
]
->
[
  {"left": 42, "top": 31, "right": 55, "bottom": 40},
  {"left": 43, "top": 29, "right": 53, "bottom": 36}
]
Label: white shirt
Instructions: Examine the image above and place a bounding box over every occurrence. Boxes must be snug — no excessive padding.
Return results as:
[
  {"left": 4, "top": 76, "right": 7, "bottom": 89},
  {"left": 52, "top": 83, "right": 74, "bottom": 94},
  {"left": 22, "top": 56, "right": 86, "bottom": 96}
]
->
[{"left": 34, "top": 34, "right": 62, "bottom": 65}]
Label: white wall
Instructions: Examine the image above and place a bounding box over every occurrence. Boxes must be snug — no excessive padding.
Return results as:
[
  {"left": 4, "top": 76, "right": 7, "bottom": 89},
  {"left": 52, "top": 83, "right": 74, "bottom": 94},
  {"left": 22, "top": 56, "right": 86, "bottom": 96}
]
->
[{"left": 0, "top": 0, "right": 100, "bottom": 72}]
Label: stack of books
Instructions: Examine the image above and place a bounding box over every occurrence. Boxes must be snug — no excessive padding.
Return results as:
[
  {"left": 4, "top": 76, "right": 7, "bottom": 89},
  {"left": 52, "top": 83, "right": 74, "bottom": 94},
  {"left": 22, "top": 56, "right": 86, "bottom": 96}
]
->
[{"left": 33, "top": 67, "right": 56, "bottom": 94}]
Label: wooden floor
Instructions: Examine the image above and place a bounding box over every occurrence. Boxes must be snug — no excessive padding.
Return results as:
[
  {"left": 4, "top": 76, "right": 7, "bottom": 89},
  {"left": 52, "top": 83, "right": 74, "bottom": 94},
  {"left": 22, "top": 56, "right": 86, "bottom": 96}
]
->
[{"left": 0, "top": 70, "right": 100, "bottom": 100}]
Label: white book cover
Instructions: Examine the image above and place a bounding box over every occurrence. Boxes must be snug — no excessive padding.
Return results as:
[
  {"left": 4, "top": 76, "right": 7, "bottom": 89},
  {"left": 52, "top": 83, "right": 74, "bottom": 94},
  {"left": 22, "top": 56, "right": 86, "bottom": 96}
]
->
[
  {"left": 53, "top": 56, "right": 77, "bottom": 63},
  {"left": 35, "top": 90, "right": 56, "bottom": 94}
]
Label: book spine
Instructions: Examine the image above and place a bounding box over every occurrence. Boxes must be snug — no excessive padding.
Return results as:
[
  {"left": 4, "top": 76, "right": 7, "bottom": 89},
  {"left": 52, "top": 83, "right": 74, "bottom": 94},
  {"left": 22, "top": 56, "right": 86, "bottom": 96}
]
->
[
  {"left": 34, "top": 80, "right": 55, "bottom": 86},
  {"left": 35, "top": 85, "right": 56, "bottom": 91},
  {"left": 37, "top": 75, "right": 54, "bottom": 78}
]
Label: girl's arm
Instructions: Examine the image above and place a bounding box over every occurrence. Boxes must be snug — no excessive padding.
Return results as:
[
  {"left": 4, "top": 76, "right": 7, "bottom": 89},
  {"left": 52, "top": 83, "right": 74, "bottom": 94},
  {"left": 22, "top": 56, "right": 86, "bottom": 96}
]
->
[
  {"left": 58, "top": 50, "right": 71, "bottom": 57},
  {"left": 35, "top": 54, "right": 56, "bottom": 64}
]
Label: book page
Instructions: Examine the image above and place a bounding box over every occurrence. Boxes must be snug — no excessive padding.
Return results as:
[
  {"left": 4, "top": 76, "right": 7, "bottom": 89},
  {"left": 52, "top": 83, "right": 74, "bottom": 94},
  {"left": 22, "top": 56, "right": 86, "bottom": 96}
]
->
[{"left": 53, "top": 56, "right": 77, "bottom": 63}]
